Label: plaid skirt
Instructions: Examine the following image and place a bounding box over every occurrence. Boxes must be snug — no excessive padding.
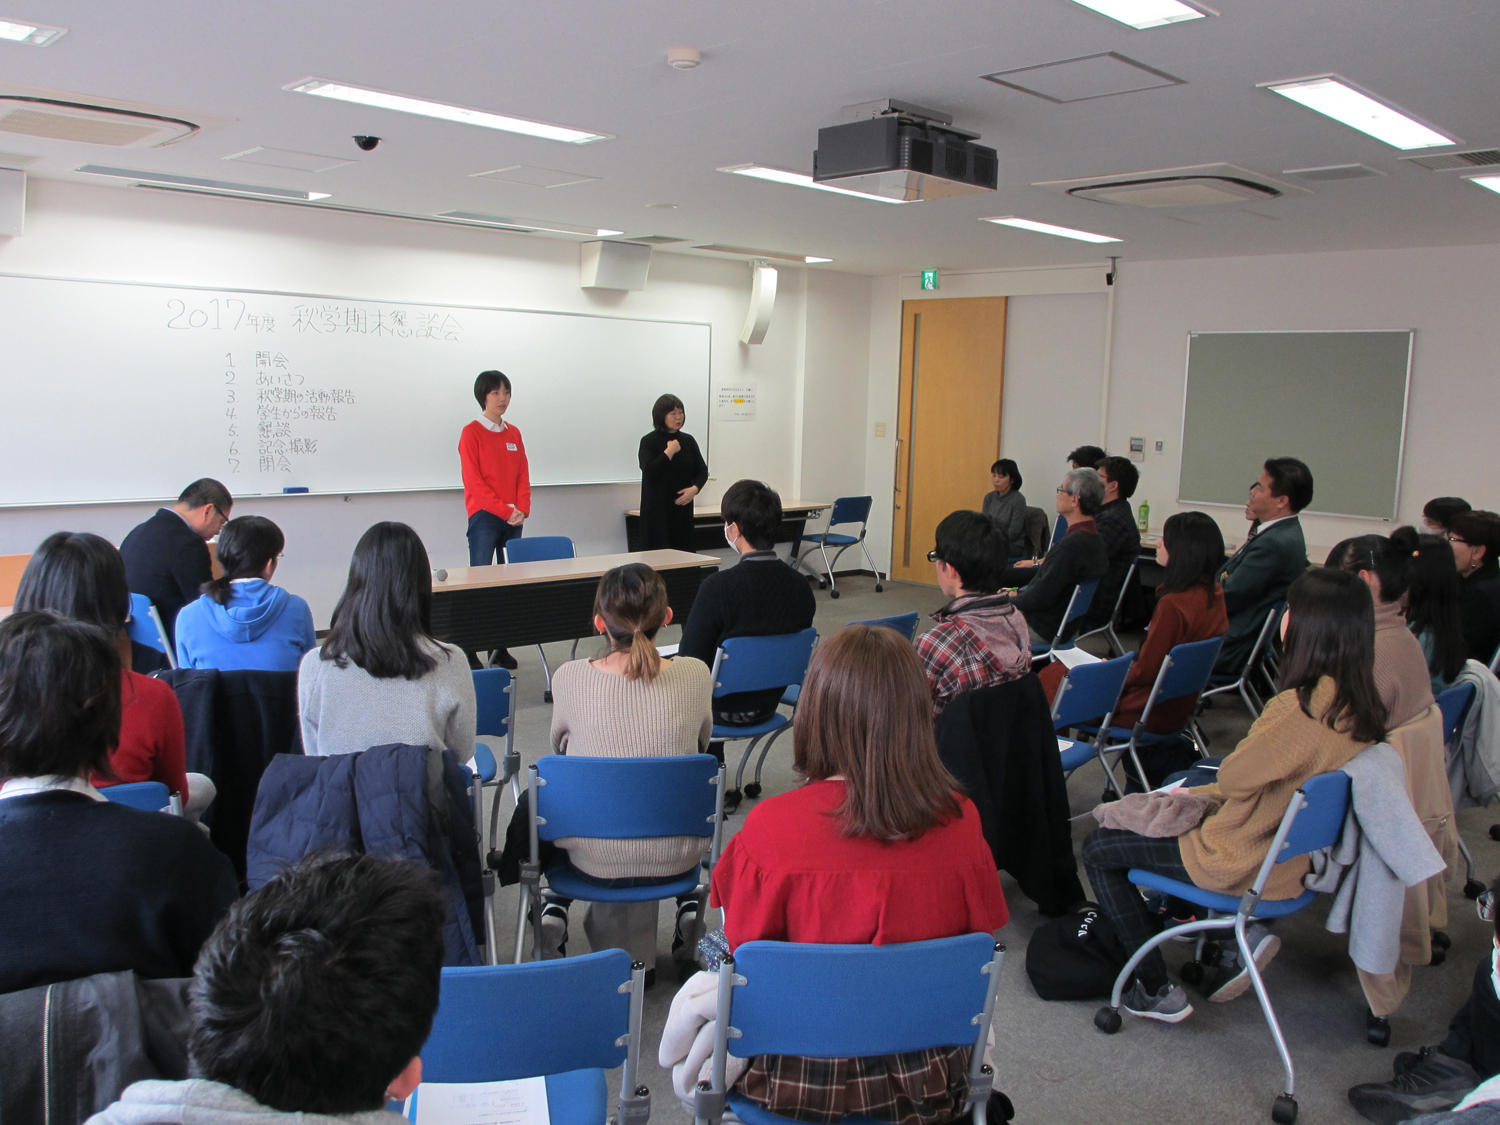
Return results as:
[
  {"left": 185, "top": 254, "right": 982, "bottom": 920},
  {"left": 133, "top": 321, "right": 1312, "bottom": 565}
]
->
[{"left": 735, "top": 1047, "right": 972, "bottom": 1125}]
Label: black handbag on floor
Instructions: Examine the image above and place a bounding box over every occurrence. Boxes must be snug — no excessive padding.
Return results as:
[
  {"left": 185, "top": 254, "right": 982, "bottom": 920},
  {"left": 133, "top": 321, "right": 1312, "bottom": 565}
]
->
[{"left": 1025, "top": 905, "right": 1129, "bottom": 1001}]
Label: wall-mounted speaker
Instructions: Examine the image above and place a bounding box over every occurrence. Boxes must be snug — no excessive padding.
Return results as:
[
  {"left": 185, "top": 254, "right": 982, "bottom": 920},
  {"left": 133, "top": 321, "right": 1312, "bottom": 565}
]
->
[
  {"left": 740, "top": 264, "right": 777, "bottom": 345},
  {"left": 0, "top": 169, "right": 24, "bottom": 237},
  {"left": 580, "top": 240, "right": 652, "bottom": 291}
]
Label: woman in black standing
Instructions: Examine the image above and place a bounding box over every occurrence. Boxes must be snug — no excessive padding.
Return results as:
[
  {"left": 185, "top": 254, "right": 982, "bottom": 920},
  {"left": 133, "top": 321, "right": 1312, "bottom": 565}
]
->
[{"left": 638, "top": 394, "right": 708, "bottom": 551}]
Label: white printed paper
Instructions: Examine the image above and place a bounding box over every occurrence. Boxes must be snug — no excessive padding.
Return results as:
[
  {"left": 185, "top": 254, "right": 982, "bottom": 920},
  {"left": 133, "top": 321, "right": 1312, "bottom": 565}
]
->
[
  {"left": 405, "top": 1077, "right": 551, "bottom": 1125},
  {"left": 716, "top": 384, "right": 756, "bottom": 421},
  {"left": 1050, "top": 646, "right": 1103, "bottom": 670},
  {"left": 1057, "top": 737, "right": 1077, "bottom": 754}
]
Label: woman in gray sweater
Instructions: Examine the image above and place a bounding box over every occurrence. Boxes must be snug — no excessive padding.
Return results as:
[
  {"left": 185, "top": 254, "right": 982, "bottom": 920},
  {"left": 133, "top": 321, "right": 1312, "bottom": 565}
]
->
[
  {"left": 542, "top": 562, "right": 713, "bottom": 976},
  {"left": 982, "top": 458, "right": 1028, "bottom": 559}
]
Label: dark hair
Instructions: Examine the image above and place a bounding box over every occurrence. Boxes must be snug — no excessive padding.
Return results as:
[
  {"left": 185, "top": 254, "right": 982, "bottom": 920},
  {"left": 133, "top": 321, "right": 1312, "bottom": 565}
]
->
[
  {"left": 13, "top": 531, "right": 131, "bottom": 633},
  {"left": 204, "top": 517, "right": 285, "bottom": 605},
  {"left": 1263, "top": 457, "right": 1314, "bottom": 513},
  {"left": 0, "top": 611, "right": 121, "bottom": 780},
  {"left": 651, "top": 393, "right": 686, "bottom": 432},
  {"left": 721, "top": 479, "right": 782, "bottom": 551},
  {"left": 1423, "top": 497, "right": 1471, "bottom": 530},
  {"left": 1332, "top": 529, "right": 1416, "bottom": 605},
  {"left": 1067, "top": 445, "right": 1106, "bottom": 469},
  {"left": 321, "top": 523, "right": 440, "bottom": 680},
  {"left": 933, "top": 510, "right": 1006, "bottom": 594},
  {"left": 1451, "top": 511, "right": 1500, "bottom": 564},
  {"left": 1407, "top": 533, "right": 1470, "bottom": 683},
  {"left": 1278, "top": 568, "right": 1387, "bottom": 745},
  {"left": 793, "top": 626, "right": 963, "bottom": 841},
  {"left": 990, "top": 458, "right": 1023, "bottom": 490},
  {"left": 473, "top": 370, "right": 511, "bottom": 408},
  {"left": 189, "top": 855, "right": 446, "bottom": 1115},
  {"left": 178, "top": 478, "right": 233, "bottom": 513},
  {"left": 594, "top": 563, "right": 670, "bottom": 683},
  {"left": 1097, "top": 455, "right": 1139, "bottom": 501},
  {"left": 1158, "top": 511, "right": 1224, "bottom": 605}
]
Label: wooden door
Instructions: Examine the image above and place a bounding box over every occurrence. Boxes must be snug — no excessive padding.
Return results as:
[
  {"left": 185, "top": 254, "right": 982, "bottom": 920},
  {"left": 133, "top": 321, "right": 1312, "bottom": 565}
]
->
[{"left": 892, "top": 297, "right": 1007, "bottom": 585}]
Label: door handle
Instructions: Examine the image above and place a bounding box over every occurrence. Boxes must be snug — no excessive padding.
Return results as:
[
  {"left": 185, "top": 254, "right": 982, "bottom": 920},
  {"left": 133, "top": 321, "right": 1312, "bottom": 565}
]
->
[{"left": 893, "top": 437, "right": 904, "bottom": 494}]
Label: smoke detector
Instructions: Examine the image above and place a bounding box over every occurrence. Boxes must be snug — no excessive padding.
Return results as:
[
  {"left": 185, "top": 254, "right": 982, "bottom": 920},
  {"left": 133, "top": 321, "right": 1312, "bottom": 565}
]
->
[{"left": 667, "top": 48, "right": 701, "bottom": 71}]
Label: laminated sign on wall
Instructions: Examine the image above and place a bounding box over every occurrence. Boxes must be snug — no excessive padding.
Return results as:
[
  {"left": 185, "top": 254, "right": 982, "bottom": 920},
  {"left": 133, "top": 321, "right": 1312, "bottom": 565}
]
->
[{"left": 716, "top": 384, "right": 756, "bottom": 421}]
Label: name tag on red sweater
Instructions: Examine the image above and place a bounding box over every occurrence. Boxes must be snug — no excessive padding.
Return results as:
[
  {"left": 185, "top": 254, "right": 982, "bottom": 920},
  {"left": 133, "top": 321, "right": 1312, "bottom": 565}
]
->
[{"left": 506, "top": 443, "right": 517, "bottom": 451}]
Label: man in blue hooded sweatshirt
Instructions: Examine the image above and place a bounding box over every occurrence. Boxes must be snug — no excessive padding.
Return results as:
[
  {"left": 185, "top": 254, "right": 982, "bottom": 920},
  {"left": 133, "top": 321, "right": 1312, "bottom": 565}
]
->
[{"left": 173, "top": 516, "right": 316, "bottom": 672}]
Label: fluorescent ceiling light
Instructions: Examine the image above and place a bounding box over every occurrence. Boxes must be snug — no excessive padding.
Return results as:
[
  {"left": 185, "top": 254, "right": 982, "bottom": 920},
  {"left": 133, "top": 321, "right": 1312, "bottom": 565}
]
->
[
  {"left": 981, "top": 216, "right": 1122, "bottom": 243},
  {"left": 1467, "top": 174, "right": 1500, "bottom": 197},
  {"left": 437, "top": 210, "right": 623, "bottom": 237},
  {"left": 718, "top": 163, "right": 909, "bottom": 204},
  {"left": 0, "top": 17, "right": 65, "bottom": 45},
  {"left": 1260, "top": 76, "right": 1456, "bottom": 150},
  {"left": 284, "top": 78, "right": 611, "bottom": 145},
  {"left": 805, "top": 257, "right": 834, "bottom": 264},
  {"left": 1066, "top": 0, "right": 1212, "bottom": 29},
  {"left": 76, "top": 165, "right": 330, "bottom": 200}
]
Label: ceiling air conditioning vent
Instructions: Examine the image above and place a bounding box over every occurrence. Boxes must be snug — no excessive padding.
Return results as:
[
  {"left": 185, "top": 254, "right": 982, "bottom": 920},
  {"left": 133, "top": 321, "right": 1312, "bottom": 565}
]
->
[
  {"left": 1034, "top": 163, "right": 1310, "bottom": 208},
  {"left": 625, "top": 235, "right": 691, "bottom": 245},
  {"left": 1402, "top": 148, "right": 1500, "bottom": 171},
  {"left": 0, "top": 98, "right": 197, "bottom": 146},
  {"left": 1283, "top": 164, "right": 1384, "bottom": 182}
]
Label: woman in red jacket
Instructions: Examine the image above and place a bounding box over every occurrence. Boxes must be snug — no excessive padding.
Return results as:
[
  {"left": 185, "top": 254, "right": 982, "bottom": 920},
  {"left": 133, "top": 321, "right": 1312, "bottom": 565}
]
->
[{"left": 711, "top": 624, "right": 1009, "bottom": 1125}]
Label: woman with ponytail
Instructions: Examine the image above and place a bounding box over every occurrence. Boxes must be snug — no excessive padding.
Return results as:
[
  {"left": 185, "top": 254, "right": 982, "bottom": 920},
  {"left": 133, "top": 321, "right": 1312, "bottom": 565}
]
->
[
  {"left": 541, "top": 562, "right": 713, "bottom": 974},
  {"left": 175, "top": 515, "right": 315, "bottom": 672}
]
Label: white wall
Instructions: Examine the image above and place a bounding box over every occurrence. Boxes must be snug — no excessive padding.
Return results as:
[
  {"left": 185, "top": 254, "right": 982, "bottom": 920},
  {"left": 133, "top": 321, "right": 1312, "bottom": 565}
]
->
[{"left": 0, "top": 180, "right": 871, "bottom": 622}]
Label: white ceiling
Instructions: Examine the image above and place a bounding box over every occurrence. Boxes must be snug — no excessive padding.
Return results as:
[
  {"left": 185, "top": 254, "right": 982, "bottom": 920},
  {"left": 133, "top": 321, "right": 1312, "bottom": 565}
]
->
[{"left": 4, "top": 0, "right": 1500, "bottom": 275}]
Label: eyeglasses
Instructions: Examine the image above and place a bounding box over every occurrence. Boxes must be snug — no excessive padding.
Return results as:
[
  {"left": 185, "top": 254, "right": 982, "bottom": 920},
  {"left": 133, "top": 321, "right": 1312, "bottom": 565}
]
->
[
  {"left": 212, "top": 505, "right": 229, "bottom": 523},
  {"left": 1447, "top": 534, "right": 1469, "bottom": 546},
  {"left": 1055, "top": 487, "right": 1070, "bottom": 495},
  {"left": 927, "top": 550, "right": 940, "bottom": 563}
]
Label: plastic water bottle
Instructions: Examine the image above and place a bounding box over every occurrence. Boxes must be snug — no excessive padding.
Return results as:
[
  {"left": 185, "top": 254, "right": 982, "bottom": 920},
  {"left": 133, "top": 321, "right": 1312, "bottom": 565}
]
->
[{"left": 1137, "top": 500, "right": 1149, "bottom": 533}]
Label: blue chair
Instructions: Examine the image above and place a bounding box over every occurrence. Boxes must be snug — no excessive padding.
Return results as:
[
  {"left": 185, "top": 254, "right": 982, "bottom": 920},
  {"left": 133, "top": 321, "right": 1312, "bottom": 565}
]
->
[
  {"left": 1094, "top": 771, "right": 1352, "bottom": 1125},
  {"left": 791, "top": 496, "right": 884, "bottom": 599},
  {"left": 693, "top": 935, "right": 1007, "bottom": 1125},
  {"left": 1051, "top": 652, "right": 1136, "bottom": 790},
  {"left": 709, "top": 628, "right": 819, "bottom": 808},
  {"left": 1201, "top": 603, "right": 1284, "bottom": 718},
  {"left": 418, "top": 950, "right": 649, "bottom": 1125},
  {"left": 100, "top": 780, "right": 176, "bottom": 814},
  {"left": 1030, "top": 578, "right": 1100, "bottom": 656},
  {"left": 521, "top": 754, "right": 725, "bottom": 965},
  {"left": 848, "top": 611, "right": 920, "bottom": 641},
  {"left": 503, "top": 536, "right": 579, "bottom": 702},
  {"left": 1071, "top": 560, "right": 1137, "bottom": 658},
  {"left": 1437, "top": 683, "right": 1487, "bottom": 900},
  {"left": 1491, "top": 643, "right": 1500, "bottom": 675},
  {"left": 467, "top": 668, "right": 521, "bottom": 963},
  {"left": 126, "top": 593, "right": 176, "bottom": 669}
]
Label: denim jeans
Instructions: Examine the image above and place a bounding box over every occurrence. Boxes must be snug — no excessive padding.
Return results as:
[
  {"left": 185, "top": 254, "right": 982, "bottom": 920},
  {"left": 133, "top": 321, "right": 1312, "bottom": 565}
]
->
[{"left": 467, "top": 509, "right": 523, "bottom": 566}]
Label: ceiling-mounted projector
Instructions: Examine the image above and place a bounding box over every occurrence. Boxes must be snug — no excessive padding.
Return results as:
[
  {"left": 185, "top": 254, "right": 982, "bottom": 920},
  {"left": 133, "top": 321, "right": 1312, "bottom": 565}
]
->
[{"left": 814, "top": 100, "right": 997, "bottom": 201}]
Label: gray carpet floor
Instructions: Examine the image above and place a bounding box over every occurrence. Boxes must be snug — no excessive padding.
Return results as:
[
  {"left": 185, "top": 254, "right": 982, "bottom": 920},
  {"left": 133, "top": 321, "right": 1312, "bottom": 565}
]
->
[{"left": 476, "top": 568, "right": 1497, "bottom": 1125}]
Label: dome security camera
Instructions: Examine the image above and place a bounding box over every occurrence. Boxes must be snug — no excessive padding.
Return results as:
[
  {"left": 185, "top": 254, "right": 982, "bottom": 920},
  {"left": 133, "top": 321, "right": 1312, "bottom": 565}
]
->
[{"left": 353, "top": 135, "right": 381, "bottom": 151}]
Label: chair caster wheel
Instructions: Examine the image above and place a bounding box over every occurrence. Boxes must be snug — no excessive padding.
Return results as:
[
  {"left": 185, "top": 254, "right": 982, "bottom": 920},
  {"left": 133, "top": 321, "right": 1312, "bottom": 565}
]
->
[
  {"left": 1179, "top": 961, "right": 1205, "bottom": 988},
  {"left": 744, "top": 783, "right": 762, "bottom": 799},
  {"left": 1367, "top": 1010, "right": 1392, "bottom": 1047},
  {"left": 723, "top": 789, "right": 742, "bottom": 813},
  {"left": 875, "top": 584, "right": 884, "bottom": 593},
  {"left": 544, "top": 691, "right": 553, "bottom": 704},
  {"left": 818, "top": 580, "right": 828, "bottom": 590},
  {"left": 1430, "top": 945, "right": 1447, "bottom": 967},
  {"left": 1490, "top": 823, "right": 1500, "bottom": 842},
  {"left": 1465, "top": 880, "right": 1486, "bottom": 900},
  {"left": 1271, "top": 1094, "right": 1298, "bottom": 1124},
  {"left": 830, "top": 589, "right": 840, "bottom": 599},
  {"left": 1433, "top": 930, "right": 1453, "bottom": 951},
  {"left": 1094, "top": 1007, "right": 1121, "bottom": 1034}
]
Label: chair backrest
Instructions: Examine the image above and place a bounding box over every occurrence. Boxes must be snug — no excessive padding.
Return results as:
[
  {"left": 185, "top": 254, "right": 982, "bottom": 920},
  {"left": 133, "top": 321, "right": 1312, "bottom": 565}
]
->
[
  {"left": 1238, "top": 602, "right": 1285, "bottom": 677},
  {"left": 1276, "top": 771, "right": 1351, "bottom": 862},
  {"left": 1149, "top": 635, "right": 1227, "bottom": 707},
  {"left": 1067, "top": 578, "right": 1100, "bottom": 624},
  {"left": 728, "top": 934, "right": 1000, "bottom": 1058},
  {"left": 472, "top": 667, "right": 514, "bottom": 740},
  {"left": 126, "top": 593, "right": 169, "bottom": 655},
  {"left": 1437, "top": 683, "right": 1478, "bottom": 745},
  {"left": 534, "top": 754, "right": 720, "bottom": 841},
  {"left": 1051, "top": 652, "right": 1136, "bottom": 730},
  {"left": 1051, "top": 514, "right": 1069, "bottom": 548},
  {"left": 849, "top": 612, "right": 919, "bottom": 641},
  {"left": 101, "top": 780, "right": 171, "bottom": 812},
  {"left": 827, "top": 496, "right": 873, "bottom": 528},
  {"left": 1022, "top": 507, "right": 1049, "bottom": 558},
  {"left": 711, "top": 628, "right": 818, "bottom": 698},
  {"left": 1105, "top": 560, "right": 1138, "bottom": 624},
  {"left": 423, "top": 951, "right": 633, "bottom": 1080},
  {"left": 503, "top": 536, "right": 575, "bottom": 564}
]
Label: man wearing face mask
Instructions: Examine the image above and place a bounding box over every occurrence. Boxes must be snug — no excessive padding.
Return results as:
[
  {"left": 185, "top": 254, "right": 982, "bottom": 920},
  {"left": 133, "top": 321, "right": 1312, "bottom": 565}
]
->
[{"left": 679, "top": 479, "right": 816, "bottom": 746}]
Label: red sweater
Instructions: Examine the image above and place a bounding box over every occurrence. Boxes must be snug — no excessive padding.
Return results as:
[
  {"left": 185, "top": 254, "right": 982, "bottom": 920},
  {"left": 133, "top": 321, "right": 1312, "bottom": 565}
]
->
[
  {"left": 92, "top": 671, "right": 190, "bottom": 799},
  {"left": 712, "top": 779, "right": 1008, "bottom": 950},
  {"left": 459, "top": 420, "right": 531, "bottom": 520}
]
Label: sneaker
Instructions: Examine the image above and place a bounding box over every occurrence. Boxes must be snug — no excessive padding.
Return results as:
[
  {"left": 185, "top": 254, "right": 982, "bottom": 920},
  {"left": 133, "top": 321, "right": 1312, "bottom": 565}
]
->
[
  {"left": 1205, "top": 923, "right": 1280, "bottom": 1003},
  {"left": 1348, "top": 1052, "right": 1480, "bottom": 1124},
  {"left": 1393, "top": 1046, "right": 1441, "bottom": 1078},
  {"left": 538, "top": 902, "right": 568, "bottom": 959},
  {"left": 1121, "top": 980, "right": 1193, "bottom": 1024}
]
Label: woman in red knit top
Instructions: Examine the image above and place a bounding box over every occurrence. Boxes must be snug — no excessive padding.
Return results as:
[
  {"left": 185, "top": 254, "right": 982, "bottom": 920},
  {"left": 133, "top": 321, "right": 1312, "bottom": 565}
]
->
[{"left": 711, "top": 625, "right": 1009, "bottom": 1125}]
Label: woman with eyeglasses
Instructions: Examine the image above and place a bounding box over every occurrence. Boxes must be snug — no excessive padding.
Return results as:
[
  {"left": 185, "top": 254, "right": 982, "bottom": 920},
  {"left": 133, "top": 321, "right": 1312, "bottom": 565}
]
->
[
  {"left": 174, "top": 516, "right": 316, "bottom": 672},
  {"left": 1447, "top": 511, "right": 1500, "bottom": 664}
]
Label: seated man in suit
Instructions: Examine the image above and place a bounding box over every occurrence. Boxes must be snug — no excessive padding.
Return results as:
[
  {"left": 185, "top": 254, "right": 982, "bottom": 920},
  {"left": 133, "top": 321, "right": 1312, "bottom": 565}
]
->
[
  {"left": 1004, "top": 468, "right": 1109, "bottom": 645},
  {"left": 119, "top": 478, "right": 232, "bottom": 646},
  {"left": 89, "top": 854, "right": 446, "bottom": 1124},
  {"left": 1077, "top": 455, "right": 1142, "bottom": 635},
  {"left": 1214, "top": 456, "right": 1312, "bottom": 675},
  {"left": 916, "top": 510, "right": 1031, "bottom": 717},
  {"left": 680, "top": 479, "right": 817, "bottom": 739}
]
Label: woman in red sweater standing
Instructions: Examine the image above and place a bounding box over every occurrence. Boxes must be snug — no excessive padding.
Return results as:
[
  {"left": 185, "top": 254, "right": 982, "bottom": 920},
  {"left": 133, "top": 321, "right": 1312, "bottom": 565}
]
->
[
  {"left": 710, "top": 624, "right": 1009, "bottom": 1125},
  {"left": 458, "top": 369, "right": 532, "bottom": 669}
]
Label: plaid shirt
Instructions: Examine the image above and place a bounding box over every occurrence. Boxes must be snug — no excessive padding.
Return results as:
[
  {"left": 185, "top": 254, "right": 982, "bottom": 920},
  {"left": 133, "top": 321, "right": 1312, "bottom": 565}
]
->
[
  {"left": 736, "top": 1046, "right": 972, "bottom": 1125},
  {"left": 915, "top": 597, "right": 1031, "bottom": 717}
]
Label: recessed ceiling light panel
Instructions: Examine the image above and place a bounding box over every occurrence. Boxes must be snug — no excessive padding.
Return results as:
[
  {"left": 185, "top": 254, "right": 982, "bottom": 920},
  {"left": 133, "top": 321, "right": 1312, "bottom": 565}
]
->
[
  {"left": 76, "top": 164, "right": 330, "bottom": 200},
  {"left": 718, "top": 163, "right": 907, "bottom": 203},
  {"left": 1465, "top": 174, "right": 1500, "bottom": 197},
  {"left": 223, "top": 147, "right": 355, "bottom": 173},
  {"left": 1259, "top": 76, "right": 1456, "bottom": 150},
  {"left": 981, "top": 216, "right": 1122, "bottom": 243},
  {"left": 0, "top": 18, "right": 66, "bottom": 45},
  {"left": 1066, "top": 0, "right": 1214, "bottom": 29},
  {"left": 284, "top": 78, "right": 612, "bottom": 145}
]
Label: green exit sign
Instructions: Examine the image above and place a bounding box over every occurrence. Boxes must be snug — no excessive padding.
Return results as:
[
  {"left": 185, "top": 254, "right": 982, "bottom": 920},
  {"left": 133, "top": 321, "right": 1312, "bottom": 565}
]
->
[{"left": 920, "top": 269, "right": 940, "bottom": 291}]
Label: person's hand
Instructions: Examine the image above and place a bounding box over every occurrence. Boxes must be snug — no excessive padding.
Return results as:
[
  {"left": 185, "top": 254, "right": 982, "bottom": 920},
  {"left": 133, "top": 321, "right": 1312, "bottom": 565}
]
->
[
  {"left": 507, "top": 509, "right": 527, "bottom": 526},
  {"left": 1014, "top": 559, "right": 1037, "bottom": 568},
  {"left": 675, "top": 485, "right": 699, "bottom": 506},
  {"left": 665, "top": 439, "right": 681, "bottom": 458}
]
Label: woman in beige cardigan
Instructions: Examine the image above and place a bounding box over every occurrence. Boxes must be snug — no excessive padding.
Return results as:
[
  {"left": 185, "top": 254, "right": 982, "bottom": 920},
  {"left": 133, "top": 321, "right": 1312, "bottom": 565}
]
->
[
  {"left": 1082, "top": 568, "right": 1387, "bottom": 1024},
  {"left": 540, "top": 563, "right": 712, "bottom": 979}
]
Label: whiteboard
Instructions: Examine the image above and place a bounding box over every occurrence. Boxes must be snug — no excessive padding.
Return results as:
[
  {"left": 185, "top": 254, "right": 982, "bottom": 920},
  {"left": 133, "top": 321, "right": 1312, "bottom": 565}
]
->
[
  {"left": 1177, "top": 330, "right": 1413, "bottom": 521},
  {"left": 0, "top": 274, "right": 712, "bottom": 507}
]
